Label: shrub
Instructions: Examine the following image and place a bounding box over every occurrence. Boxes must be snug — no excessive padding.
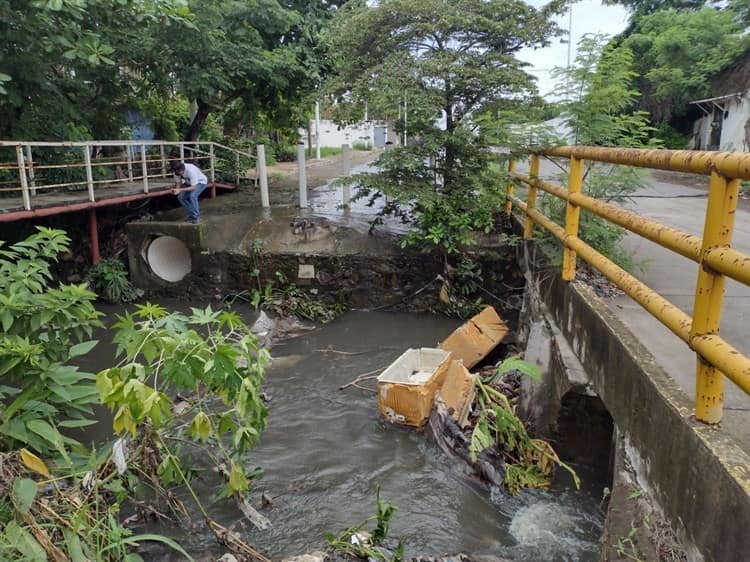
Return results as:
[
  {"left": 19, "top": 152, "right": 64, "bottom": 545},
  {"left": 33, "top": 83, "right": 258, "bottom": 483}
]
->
[{"left": 86, "top": 259, "right": 143, "bottom": 304}]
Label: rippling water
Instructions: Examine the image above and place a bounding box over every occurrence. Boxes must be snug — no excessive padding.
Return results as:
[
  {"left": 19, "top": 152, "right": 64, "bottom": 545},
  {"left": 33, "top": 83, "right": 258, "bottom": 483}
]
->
[
  {"left": 236, "top": 311, "right": 605, "bottom": 559},
  {"left": 85, "top": 305, "right": 605, "bottom": 560}
]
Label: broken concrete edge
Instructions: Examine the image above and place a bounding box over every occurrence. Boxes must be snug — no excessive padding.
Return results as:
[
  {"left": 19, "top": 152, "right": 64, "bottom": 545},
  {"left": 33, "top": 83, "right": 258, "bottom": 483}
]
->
[
  {"left": 519, "top": 237, "right": 750, "bottom": 562},
  {"left": 603, "top": 428, "right": 688, "bottom": 562}
]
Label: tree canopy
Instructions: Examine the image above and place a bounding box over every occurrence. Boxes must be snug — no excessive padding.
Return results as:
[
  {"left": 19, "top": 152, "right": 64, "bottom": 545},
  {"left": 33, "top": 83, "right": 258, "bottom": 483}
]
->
[
  {"left": 327, "top": 0, "right": 565, "bottom": 136},
  {"left": 326, "top": 0, "right": 565, "bottom": 258},
  {"left": 0, "top": 0, "right": 191, "bottom": 139},
  {"left": 0, "top": 0, "right": 343, "bottom": 141},
  {"left": 621, "top": 7, "right": 746, "bottom": 123}
]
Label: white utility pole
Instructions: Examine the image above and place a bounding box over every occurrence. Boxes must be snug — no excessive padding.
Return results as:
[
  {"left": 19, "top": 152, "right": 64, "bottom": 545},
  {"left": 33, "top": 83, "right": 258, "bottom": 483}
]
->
[
  {"left": 297, "top": 142, "right": 308, "bottom": 208},
  {"left": 315, "top": 101, "right": 321, "bottom": 160},
  {"left": 257, "top": 144, "right": 269, "bottom": 208},
  {"left": 342, "top": 143, "right": 351, "bottom": 209},
  {"left": 403, "top": 96, "right": 407, "bottom": 146}
]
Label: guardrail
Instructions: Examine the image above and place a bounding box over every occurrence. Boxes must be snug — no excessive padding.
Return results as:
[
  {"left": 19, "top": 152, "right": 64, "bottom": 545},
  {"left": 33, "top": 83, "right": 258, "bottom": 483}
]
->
[
  {"left": 506, "top": 146, "right": 750, "bottom": 424},
  {"left": 0, "top": 140, "right": 256, "bottom": 211}
]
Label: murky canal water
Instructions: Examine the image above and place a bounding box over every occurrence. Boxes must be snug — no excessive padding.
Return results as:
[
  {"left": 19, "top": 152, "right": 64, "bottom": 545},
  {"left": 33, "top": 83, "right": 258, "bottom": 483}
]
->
[{"left": 84, "top": 304, "right": 604, "bottom": 561}]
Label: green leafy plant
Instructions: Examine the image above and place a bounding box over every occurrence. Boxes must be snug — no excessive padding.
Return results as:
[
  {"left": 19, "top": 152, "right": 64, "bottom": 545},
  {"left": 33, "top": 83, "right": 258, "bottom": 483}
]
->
[
  {"left": 98, "top": 302, "right": 269, "bottom": 489},
  {"left": 440, "top": 256, "right": 487, "bottom": 318},
  {"left": 0, "top": 229, "right": 194, "bottom": 561},
  {"left": 0, "top": 227, "right": 103, "bottom": 457},
  {"left": 470, "top": 358, "right": 579, "bottom": 494},
  {"left": 326, "top": 485, "right": 404, "bottom": 561},
  {"left": 615, "top": 523, "right": 645, "bottom": 562},
  {"left": 249, "top": 270, "right": 343, "bottom": 323},
  {"left": 490, "top": 355, "right": 541, "bottom": 384},
  {"left": 86, "top": 258, "right": 143, "bottom": 304},
  {"left": 534, "top": 34, "right": 661, "bottom": 272}
]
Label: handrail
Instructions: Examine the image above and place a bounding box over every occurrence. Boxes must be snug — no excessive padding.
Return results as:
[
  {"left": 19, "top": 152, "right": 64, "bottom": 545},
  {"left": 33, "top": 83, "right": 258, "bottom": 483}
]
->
[
  {"left": 544, "top": 145, "right": 750, "bottom": 178},
  {"left": 506, "top": 147, "right": 750, "bottom": 424},
  {"left": 0, "top": 140, "right": 259, "bottom": 211}
]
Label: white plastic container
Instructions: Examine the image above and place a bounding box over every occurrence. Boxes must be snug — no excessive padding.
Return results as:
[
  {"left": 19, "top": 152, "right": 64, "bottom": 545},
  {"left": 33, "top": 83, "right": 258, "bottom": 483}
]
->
[{"left": 377, "top": 348, "right": 452, "bottom": 427}]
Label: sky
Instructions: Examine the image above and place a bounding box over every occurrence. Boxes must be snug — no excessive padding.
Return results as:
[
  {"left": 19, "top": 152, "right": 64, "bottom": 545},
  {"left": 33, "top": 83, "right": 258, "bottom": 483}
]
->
[{"left": 517, "top": 0, "right": 631, "bottom": 99}]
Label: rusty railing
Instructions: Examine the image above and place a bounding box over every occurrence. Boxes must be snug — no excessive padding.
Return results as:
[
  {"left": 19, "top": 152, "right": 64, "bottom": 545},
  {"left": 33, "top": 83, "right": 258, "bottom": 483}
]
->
[
  {"left": 506, "top": 146, "right": 750, "bottom": 424},
  {"left": 0, "top": 140, "right": 256, "bottom": 212}
]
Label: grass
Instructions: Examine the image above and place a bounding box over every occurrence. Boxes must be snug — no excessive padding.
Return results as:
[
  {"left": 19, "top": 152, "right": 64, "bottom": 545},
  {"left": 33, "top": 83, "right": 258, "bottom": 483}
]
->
[{"left": 307, "top": 144, "right": 376, "bottom": 158}]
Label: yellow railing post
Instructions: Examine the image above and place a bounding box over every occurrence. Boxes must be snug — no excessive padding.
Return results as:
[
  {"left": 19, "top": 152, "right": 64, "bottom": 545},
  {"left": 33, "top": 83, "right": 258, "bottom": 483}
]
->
[
  {"left": 523, "top": 154, "right": 539, "bottom": 239},
  {"left": 505, "top": 159, "right": 516, "bottom": 216},
  {"left": 562, "top": 156, "right": 584, "bottom": 280},
  {"left": 691, "top": 170, "right": 740, "bottom": 423}
]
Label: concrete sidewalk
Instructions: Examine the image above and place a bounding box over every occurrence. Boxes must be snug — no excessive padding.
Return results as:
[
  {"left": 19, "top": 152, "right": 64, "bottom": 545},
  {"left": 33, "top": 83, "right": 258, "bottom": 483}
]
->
[
  {"left": 614, "top": 170, "right": 750, "bottom": 443},
  {"left": 530, "top": 158, "right": 750, "bottom": 446}
]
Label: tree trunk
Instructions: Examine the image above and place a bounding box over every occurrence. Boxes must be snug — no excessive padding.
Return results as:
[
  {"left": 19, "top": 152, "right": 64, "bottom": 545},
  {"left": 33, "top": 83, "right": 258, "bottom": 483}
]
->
[
  {"left": 184, "top": 100, "right": 211, "bottom": 142},
  {"left": 444, "top": 100, "right": 456, "bottom": 192}
]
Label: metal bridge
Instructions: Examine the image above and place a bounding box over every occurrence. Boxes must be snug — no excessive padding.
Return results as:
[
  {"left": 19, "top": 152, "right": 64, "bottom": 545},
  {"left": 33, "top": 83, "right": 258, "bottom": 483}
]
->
[{"left": 0, "top": 140, "right": 255, "bottom": 261}]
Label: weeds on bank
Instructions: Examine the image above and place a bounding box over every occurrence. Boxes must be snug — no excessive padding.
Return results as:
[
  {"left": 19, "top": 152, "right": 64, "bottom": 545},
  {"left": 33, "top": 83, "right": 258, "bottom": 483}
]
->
[
  {"left": 249, "top": 270, "right": 343, "bottom": 322},
  {"left": 86, "top": 258, "right": 143, "bottom": 304},
  {"left": 613, "top": 486, "right": 650, "bottom": 562},
  {"left": 615, "top": 517, "right": 647, "bottom": 562},
  {"left": 439, "top": 255, "right": 486, "bottom": 318},
  {"left": 0, "top": 228, "right": 271, "bottom": 560},
  {"left": 469, "top": 357, "right": 580, "bottom": 494},
  {"left": 326, "top": 485, "right": 404, "bottom": 561}
]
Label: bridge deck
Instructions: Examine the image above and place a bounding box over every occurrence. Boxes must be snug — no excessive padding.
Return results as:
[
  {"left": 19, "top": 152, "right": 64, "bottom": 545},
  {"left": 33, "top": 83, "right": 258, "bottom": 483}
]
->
[
  {"left": 0, "top": 178, "right": 238, "bottom": 222},
  {"left": 0, "top": 179, "right": 176, "bottom": 219}
]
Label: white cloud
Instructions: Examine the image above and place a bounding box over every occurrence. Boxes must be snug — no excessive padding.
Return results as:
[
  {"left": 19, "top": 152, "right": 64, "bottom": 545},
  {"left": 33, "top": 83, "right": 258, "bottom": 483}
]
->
[{"left": 517, "top": 0, "right": 630, "bottom": 98}]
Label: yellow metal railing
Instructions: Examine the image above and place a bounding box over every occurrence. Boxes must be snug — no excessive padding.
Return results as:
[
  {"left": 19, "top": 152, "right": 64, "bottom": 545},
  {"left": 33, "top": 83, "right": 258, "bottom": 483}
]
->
[{"left": 506, "top": 146, "right": 750, "bottom": 424}]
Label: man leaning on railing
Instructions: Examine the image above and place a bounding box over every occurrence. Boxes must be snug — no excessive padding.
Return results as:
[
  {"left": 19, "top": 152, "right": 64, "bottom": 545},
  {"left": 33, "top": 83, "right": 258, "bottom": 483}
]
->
[{"left": 171, "top": 161, "right": 208, "bottom": 224}]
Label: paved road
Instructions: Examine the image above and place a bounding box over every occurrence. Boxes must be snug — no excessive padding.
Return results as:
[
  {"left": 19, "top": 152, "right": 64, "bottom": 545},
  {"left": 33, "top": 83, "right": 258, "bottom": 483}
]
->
[{"left": 529, "top": 158, "right": 750, "bottom": 445}]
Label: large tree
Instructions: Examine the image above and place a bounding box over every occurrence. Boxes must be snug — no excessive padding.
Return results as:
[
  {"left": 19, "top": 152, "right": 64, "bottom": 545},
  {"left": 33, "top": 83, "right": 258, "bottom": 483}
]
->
[
  {"left": 0, "top": 0, "right": 190, "bottom": 139},
  {"left": 0, "top": 0, "right": 345, "bottom": 141},
  {"left": 621, "top": 7, "right": 746, "bottom": 124},
  {"left": 325, "top": 0, "right": 564, "bottom": 256}
]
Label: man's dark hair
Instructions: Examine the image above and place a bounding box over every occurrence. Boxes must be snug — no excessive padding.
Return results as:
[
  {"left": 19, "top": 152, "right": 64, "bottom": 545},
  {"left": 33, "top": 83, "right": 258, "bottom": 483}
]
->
[{"left": 171, "top": 162, "right": 185, "bottom": 174}]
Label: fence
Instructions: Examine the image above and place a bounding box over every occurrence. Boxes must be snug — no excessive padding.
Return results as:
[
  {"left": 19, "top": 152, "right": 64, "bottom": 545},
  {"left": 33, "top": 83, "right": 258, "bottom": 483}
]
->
[
  {"left": 506, "top": 146, "right": 750, "bottom": 424},
  {"left": 0, "top": 140, "right": 256, "bottom": 211}
]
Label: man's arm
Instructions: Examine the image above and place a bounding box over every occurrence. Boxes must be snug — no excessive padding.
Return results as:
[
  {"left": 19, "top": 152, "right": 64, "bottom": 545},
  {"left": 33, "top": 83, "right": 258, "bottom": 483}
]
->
[{"left": 172, "top": 183, "right": 196, "bottom": 195}]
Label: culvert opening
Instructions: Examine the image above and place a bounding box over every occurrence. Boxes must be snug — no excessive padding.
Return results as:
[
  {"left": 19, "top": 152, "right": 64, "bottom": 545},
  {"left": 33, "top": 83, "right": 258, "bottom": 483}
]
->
[
  {"left": 144, "top": 235, "right": 191, "bottom": 282},
  {"left": 556, "top": 391, "right": 615, "bottom": 484}
]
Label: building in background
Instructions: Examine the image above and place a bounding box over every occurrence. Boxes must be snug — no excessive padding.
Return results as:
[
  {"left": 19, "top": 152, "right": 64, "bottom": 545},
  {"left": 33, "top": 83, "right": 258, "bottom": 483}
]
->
[{"left": 688, "top": 51, "right": 750, "bottom": 152}]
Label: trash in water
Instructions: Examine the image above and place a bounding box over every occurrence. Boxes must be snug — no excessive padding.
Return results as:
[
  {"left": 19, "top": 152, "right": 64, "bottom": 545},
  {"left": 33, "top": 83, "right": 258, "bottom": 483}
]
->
[
  {"left": 375, "top": 306, "right": 506, "bottom": 427},
  {"left": 376, "top": 347, "right": 452, "bottom": 427},
  {"left": 439, "top": 306, "right": 508, "bottom": 369},
  {"left": 435, "top": 360, "right": 476, "bottom": 428}
]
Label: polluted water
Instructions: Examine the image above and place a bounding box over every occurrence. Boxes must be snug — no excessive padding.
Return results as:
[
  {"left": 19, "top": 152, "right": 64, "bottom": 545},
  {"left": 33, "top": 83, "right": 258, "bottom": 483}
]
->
[{"left": 81, "top": 304, "right": 605, "bottom": 560}]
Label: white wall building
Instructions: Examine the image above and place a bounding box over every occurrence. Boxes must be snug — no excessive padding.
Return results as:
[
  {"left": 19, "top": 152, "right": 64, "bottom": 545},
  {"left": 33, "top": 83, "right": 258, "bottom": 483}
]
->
[
  {"left": 299, "top": 119, "right": 393, "bottom": 149},
  {"left": 688, "top": 93, "right": 750, "bottom": 152}
]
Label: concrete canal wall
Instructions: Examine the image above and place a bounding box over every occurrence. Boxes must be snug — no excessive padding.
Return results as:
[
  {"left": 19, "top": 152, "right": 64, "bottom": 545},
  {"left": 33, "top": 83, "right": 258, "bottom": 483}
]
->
[
  {"left": 517, "top": 241, "right": 750, "bottom": 562},
  {"left": 125, "top": 213, "right": 522, "bottom": 312}
]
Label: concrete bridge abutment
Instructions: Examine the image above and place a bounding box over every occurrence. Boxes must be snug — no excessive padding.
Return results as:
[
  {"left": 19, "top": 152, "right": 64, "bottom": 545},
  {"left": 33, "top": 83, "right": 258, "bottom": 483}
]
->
[{"left": 517, "top": 242, "right": 750, "bottom": 562}]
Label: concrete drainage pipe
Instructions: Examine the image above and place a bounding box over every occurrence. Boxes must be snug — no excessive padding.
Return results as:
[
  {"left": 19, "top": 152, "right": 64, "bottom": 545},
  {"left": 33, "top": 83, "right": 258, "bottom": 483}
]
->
[{"left": 144, "top": 235, "right": 191, "bottom": 282}]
